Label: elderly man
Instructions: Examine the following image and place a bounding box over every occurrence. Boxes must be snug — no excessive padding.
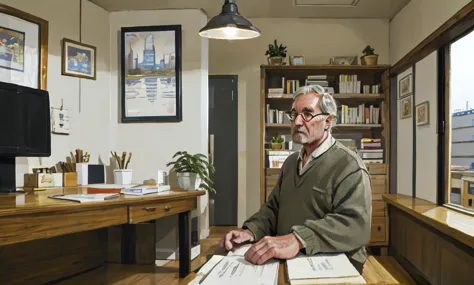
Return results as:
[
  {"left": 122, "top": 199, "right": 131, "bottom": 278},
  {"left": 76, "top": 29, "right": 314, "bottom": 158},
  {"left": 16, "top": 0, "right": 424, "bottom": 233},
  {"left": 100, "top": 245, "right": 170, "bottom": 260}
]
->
[{"left": 219, "top": 85, "right": 372, "bottom": 272}]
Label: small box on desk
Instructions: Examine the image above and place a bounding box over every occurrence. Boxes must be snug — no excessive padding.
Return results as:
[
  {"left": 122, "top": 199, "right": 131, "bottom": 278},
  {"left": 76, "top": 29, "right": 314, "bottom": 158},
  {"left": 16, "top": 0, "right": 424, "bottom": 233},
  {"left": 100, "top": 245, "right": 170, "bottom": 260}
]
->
[
  {"left": 63, "top": 172, "right": 78, "bottom": 187},
  {"left": 75, "top": 163, "right": 106, "bottom": 185},
  {"left": 24, "top": 173, "right": 55, "bottom": 188}
]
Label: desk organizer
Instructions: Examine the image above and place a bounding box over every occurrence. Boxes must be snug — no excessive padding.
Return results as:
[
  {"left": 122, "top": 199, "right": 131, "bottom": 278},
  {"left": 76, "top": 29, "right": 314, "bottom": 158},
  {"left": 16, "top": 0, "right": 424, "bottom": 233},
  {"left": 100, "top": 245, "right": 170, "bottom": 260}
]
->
[
  {"left": 63, "top": 172, "right": 78, "bottom": 187},
  {"left": 75, "top": 163, "right": 106, "bottom": 185},
  {"left": 114, "top": 169, "right": 132, "bottom": 185},
  {"left": 24, "top": 173, "right": 55, "bottom": 188}
]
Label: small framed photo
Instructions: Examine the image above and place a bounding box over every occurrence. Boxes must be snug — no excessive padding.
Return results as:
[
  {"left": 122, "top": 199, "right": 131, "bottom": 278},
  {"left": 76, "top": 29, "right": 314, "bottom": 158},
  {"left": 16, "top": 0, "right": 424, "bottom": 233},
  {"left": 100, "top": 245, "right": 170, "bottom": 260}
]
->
[
  {"left": 61, "top": 38, "right": 96, "bottom": 80},
  {"left": 290, "top": 56, "right": 305, "bottom": 65},
  {"left": 399, "top": 74, "right": 412, "bottom": 98},
  {"left": 329, "top": 56, "right": 357, "bottom": 65},
  {"left": 400, "top": 95, "right": 412, "bottom": 119},
  {"left": 416, "top": 101, "right": 430, "bottom": 126}
]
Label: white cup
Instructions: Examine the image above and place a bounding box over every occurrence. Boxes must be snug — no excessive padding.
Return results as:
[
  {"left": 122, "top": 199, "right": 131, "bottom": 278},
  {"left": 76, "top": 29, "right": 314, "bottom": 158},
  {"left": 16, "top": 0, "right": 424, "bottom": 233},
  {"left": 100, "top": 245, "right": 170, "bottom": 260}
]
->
[{"left": 114, "top": 169, "right": 132, "bottom": 185}]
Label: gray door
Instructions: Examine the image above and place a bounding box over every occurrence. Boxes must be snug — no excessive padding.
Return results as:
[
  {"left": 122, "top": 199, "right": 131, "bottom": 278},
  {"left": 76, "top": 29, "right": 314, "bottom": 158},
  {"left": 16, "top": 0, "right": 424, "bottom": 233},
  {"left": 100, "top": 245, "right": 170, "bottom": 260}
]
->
[{"left": 209, "top": 75, "right": 238, "bottom": 226}]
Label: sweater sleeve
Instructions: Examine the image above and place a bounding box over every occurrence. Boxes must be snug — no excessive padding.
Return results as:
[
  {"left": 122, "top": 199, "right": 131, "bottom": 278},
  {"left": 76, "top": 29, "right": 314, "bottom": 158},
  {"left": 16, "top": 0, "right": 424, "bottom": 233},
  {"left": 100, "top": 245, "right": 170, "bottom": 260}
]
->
[
  {"left": 241, "top": 173, "right": 281, "bottom": 241},
  {"left": 291, "top": 169, "right": 372, "bottom": 254}
]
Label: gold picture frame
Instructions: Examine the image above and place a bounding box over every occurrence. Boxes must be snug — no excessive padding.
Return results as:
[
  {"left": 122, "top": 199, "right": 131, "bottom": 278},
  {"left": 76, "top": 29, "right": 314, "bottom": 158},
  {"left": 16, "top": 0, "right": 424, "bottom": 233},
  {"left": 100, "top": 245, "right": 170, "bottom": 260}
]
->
[
  {"left": 0, "top": 4, "right": 48, "bottom": 90},
  {"left": 62, "top": 38, "right": 96, "bottom": 80},
  {"left": 416, "top": 101, "right": 430, "bottom": 126},
  {"left": 400, "top": 95, "right": 412, "bottom": 119}
]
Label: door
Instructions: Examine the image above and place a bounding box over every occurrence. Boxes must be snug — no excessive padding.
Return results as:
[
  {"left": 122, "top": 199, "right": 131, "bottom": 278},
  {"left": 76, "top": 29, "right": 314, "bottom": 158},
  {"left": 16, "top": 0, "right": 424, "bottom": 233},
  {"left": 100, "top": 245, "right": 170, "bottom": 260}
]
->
[{"left": 209, "top": 75, "right": 238, "bottom": 226}]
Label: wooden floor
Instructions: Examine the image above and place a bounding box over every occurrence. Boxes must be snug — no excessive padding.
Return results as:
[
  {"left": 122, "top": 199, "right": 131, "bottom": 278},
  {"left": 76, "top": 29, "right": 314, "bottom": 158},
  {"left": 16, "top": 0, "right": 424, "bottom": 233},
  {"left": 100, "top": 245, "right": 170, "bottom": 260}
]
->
[{"left": 56, "top": 226, "right": 416, "bottom": 285}]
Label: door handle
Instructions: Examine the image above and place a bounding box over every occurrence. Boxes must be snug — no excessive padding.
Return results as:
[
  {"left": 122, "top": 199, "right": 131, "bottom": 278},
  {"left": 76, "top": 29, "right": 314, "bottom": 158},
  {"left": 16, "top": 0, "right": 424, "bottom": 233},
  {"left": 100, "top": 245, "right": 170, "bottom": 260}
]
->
[
  {"left": 209, "top": 134, "right": 215, "bottom": 165},
  {"left": 144, "top": 207, "right": 156, "bottom": 212}
]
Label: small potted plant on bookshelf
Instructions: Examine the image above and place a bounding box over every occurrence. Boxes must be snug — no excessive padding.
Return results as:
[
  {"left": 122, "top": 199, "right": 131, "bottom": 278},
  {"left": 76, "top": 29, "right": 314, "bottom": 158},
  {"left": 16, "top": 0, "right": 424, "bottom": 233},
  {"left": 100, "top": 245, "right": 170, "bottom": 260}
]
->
[
  {"left": 166, "top": 151, "right": 216, "bottom": 193},
  {"left": 265, "top": 39, "right": 287, "bottom": 65},
  {"left": 271, "top": 135, "right": 284, "bottom": 150},
  {"left": 361, "top": 45, "right": 379, "bottom": 65}
]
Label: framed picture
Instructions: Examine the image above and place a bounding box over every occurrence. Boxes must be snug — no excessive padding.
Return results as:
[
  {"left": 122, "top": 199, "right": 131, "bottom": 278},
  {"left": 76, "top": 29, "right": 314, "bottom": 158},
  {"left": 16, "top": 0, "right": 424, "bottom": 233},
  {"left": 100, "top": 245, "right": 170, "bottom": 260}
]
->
[
  {"left": 399, "top": 74, "right": 412, "bottom": 98},
  {"left": 416, "top": 101, "right": 430, "bottom": 126},
  {"left": 329, "top": 56, "right": 357, "bottom": 65},
  {"left": 121, "top": 25, "right": 182, "bottom": 122},
  {"left": 400, "top": 95, "right": 412, "bottom": 119},
  {"left": 0, "top": 4, "right": 48, "bottom": 89},
  {"left": 290, "top": 56, "right": 305, "bottom": 65},
  {"left": 61, "top": 38, "right": 96, "bottom": 80}
]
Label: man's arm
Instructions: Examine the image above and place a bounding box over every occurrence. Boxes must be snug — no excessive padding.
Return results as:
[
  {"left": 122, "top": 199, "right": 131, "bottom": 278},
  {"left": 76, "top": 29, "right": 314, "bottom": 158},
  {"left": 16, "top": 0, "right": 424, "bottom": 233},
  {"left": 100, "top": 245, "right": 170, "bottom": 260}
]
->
[
  {"left": 241, "top": 173, "right": 282, "bottom": 241},
  {"left": 291, "top": 169, "right": 372, "bottom": 254}
]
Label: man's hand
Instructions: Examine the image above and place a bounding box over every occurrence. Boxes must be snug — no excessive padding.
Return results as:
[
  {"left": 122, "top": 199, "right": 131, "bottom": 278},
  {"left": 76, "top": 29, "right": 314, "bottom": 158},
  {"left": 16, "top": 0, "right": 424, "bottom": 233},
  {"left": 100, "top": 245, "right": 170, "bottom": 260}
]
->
[
  {"left": 219, "top": 229, "right": 255, "bottom": 251},
  {"left": 244, "top": 233, "right": 303, "bottom": 265}
]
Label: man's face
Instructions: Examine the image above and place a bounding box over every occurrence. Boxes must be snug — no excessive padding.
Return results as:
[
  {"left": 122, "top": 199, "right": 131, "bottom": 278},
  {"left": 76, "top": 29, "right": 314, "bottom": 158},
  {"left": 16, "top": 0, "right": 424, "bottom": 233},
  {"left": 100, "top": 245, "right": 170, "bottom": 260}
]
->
[{"left": 290, "top": 93, "right": 330, "bottom": 145}]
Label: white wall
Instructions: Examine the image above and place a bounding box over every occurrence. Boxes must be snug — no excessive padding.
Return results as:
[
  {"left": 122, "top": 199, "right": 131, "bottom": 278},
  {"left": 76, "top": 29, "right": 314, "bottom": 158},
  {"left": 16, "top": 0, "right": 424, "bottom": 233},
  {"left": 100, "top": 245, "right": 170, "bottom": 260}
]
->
[
  {"left": 0, "top": 0, "right": 111, "bottom": 185},
  {"left": 396, "top": 67, "right": 413, "bottom": 197},
  {"left": 390, "top": 0, "right": 471, "bottom": 64},
  {"left": 415, "top": 52, "right": 438, "bottom": 203},
  {"left": 209, "top": 18, "right": 390, "bottom": 222}
]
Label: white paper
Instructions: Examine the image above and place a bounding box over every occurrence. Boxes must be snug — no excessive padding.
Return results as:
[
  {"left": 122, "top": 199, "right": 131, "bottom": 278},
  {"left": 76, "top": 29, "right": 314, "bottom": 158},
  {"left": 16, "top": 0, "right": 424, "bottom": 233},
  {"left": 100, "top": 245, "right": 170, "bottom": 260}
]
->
[
  {"left": 200, "top": 256, "right": 279, "bottom": 285},
  {"left": 227, "top": 244, "right": 251, "bottom": 257},
  {"left": 287, "top": 253, "right": 360, "bottom": 280},
  {"left": 290, "top": 275, "right": 366, "bottom": 284}
]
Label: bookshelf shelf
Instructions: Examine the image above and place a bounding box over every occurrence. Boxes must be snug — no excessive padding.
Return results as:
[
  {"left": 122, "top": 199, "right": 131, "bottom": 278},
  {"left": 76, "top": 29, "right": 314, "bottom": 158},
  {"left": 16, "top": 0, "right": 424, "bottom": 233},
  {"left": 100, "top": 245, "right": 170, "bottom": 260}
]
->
[{"left": 260, "top": 64, "right": 391, "bottom": 247}]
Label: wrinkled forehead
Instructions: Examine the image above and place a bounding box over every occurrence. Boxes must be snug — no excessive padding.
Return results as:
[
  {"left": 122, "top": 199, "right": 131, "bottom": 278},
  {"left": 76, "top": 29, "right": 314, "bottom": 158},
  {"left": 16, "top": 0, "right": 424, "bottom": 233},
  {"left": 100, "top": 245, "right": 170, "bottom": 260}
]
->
[{"left": 292, "top": 93, "right": 322, "bottom": 112}]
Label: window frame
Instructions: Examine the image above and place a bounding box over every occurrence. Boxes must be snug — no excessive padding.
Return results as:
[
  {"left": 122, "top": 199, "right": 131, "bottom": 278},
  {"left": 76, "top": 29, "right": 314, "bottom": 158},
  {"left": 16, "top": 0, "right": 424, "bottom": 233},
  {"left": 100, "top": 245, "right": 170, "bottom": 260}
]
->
[{"left": 439, "top": 38, "right": 474, "bottom": 216}]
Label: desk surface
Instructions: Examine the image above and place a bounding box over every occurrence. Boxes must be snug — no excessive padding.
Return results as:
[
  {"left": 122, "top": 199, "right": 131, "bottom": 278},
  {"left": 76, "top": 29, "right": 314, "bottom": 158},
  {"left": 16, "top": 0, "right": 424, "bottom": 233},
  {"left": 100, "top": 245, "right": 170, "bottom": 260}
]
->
[
  {"left": 0, "top": 187, "right": 205, "bottom": 217},
  {"left": 383, "top": 194, "right": 474, "bottom": 249}
]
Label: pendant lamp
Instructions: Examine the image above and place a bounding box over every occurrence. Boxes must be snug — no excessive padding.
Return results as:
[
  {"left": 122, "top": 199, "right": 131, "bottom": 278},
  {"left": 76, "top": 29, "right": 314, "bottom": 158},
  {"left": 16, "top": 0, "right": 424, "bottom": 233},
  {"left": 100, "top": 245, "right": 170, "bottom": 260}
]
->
[{"left": 199, "top": 0, "right": 260, "bottom": 40}]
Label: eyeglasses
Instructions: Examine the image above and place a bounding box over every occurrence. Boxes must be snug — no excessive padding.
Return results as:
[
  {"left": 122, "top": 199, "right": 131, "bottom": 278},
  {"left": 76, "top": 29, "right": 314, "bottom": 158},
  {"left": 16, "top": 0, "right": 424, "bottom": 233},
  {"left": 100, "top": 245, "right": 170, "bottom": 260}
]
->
[{"left": 285, "top": 110, "right": 330, "bottom": 122}]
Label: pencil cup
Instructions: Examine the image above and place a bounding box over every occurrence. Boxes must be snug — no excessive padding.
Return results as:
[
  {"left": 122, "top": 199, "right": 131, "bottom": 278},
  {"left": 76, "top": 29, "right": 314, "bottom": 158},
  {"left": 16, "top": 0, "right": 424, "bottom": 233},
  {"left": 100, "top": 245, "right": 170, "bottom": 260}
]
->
[{"left": 114, "top": 169, "right": 132, "bottom": 185}]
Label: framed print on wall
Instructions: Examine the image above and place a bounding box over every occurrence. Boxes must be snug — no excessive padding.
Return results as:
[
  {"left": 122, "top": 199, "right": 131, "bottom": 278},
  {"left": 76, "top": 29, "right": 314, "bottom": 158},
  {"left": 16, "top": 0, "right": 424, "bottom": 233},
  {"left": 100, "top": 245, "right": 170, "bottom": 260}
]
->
[
  {"left": 0, "top": 4, "right": 48, "bottom": 90},
  {"left": 398, "top": 73, "right": 413, "bottom": 99},
  {"left": 121, "top": 25, "right": 182, "bottom": 122},
  {"left": 61, "top": 38, "right": 96, "bottom": 80},
  {"left": 400, "top": 95, "right": 412, "bottom": 119},
  {"left": 416, "top": 101, "right": 430, "bottom": 126}
]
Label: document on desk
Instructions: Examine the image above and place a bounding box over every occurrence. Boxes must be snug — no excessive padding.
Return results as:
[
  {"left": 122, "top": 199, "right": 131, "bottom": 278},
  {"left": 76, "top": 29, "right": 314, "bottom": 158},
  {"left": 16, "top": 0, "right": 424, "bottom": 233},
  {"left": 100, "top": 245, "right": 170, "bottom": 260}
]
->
[
  {"left": 286, "top": 253, "right": 365, "bottom": 284},
  {"left": 199, "top": 255, "right": 279, "bottom": 285}
]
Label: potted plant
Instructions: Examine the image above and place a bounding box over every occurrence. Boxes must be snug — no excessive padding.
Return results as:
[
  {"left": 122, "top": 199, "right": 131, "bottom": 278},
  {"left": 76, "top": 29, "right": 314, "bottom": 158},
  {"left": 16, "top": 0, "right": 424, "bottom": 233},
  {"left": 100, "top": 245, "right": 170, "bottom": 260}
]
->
[
  {"left": 271, "top": 135, "right": 284, "bottom": 150},
  {"left": 361, "top": 45, "right": 379, "bottom": 65},
  {"left": 265, "top": 39, "right": 287, "bottom": 65},
  {"left": 166, "top": 151, "right": 216, "bottom": 193}
]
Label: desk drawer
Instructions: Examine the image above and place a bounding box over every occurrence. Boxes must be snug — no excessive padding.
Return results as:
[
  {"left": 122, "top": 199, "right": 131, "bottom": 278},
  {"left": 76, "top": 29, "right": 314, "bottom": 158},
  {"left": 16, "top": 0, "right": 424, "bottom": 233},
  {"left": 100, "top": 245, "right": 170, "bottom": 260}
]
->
[
  {"left": 129, "top": 199, "right": 196, "bottom": 224},
  {"left": 370, "top": 217, "right": 388, "bottom": 242},
  {"left": 372, "top": 201, "right": 386, "bottom": 217}
]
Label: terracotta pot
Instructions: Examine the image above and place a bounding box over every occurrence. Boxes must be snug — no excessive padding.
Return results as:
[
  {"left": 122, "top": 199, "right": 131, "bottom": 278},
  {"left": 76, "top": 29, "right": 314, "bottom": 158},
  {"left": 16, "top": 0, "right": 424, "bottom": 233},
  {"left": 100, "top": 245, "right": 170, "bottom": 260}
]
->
[
  {"left": 267, "top": 56, "right": 284, "bottom": 65},
  {"left": 271, "top": 143, "right": 282, "bottom": 150},
  {"left": 361, "top": 54, "right": 379, "bottom": 65}
]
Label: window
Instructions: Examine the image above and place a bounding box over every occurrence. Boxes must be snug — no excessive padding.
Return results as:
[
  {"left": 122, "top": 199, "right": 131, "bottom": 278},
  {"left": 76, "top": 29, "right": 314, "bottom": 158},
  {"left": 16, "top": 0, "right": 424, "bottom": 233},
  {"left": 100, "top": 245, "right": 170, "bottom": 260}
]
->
[{"left": 443, "top": 29, "right": 474, "bottom": 213}]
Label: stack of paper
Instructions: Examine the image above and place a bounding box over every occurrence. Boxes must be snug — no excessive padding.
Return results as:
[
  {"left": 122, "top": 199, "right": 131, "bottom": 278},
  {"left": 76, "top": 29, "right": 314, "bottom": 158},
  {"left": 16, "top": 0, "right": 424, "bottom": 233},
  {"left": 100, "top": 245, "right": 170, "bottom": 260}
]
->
[{"left": 286, "top": 253, "right": 366, "bottom": 284}]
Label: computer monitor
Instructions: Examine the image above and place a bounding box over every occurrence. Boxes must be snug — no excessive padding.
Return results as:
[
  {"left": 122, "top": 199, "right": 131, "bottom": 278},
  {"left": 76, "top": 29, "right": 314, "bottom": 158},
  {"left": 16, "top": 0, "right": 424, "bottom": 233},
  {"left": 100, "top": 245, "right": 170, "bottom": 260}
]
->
[{"left": 0, "top": 82, "right": 51, "bottom": 192}]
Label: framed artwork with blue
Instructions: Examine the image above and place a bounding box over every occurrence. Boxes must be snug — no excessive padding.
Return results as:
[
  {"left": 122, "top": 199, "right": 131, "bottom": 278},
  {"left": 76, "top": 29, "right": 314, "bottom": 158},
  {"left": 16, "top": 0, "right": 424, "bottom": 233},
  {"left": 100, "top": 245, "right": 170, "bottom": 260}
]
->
[
  {"left": 120, "top": 25, "right": 182, "bottom": 122},
  {"left": 61, "top": 38, "right": 96, "bottom": 80}
]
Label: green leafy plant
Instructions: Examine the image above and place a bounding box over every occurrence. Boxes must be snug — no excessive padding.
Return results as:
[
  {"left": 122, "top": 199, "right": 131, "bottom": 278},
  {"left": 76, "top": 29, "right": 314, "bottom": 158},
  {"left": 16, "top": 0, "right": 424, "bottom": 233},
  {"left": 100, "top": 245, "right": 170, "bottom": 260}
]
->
[
  {"left": 271, "top": 135, "right": 284, "bottom": 143},
  {"left": 166, "top": 151, "right": 216, "bottom": 194},
  {"left": 362, "top": 45, "right": 375, "bottom": 56},
  {"left": 265, "top": 39, "right": 287, "bottom": 58}
]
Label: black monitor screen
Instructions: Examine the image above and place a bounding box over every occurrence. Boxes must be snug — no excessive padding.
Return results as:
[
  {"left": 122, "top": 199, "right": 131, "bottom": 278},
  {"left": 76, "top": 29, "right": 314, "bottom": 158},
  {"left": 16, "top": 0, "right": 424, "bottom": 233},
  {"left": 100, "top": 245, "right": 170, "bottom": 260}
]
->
[{"left": 0, "top": 82, "right": 51, "bottom": 157}]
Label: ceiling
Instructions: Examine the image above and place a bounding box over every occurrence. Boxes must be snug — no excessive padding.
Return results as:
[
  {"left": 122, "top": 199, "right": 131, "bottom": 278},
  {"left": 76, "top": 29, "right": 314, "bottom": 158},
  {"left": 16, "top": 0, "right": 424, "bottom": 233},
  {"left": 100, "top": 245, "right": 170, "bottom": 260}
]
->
[{"left": 89, "top": 0, "right": 411, "bottom": 19}]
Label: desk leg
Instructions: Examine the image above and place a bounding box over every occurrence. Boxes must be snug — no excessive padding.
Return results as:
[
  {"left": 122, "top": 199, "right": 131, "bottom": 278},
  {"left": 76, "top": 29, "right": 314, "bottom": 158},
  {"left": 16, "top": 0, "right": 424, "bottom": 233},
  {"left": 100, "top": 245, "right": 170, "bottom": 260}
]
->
[{"left": 178, "top": 211, "right": 191, "bottom": 278}]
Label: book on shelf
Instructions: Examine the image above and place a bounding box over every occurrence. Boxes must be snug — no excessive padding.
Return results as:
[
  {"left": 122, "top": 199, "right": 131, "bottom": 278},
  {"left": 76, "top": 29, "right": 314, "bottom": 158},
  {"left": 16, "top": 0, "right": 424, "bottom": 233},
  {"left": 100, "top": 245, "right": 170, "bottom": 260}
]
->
[
  {"left": 361, "top": 138, "right": 382, "bottom": 149},
  {"left": 337, "top": 104, "right": 380, "bottom": 124},
  {"left": 266, "top": 104, "right": 291, "bottom": 124},
  {"left": 286, "top": 80, "right": 300, "bottom": 94}
]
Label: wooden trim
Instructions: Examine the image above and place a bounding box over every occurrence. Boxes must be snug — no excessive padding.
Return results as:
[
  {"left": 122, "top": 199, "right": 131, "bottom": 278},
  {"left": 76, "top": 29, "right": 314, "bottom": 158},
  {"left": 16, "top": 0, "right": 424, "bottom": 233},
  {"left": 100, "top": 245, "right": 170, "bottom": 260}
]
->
[
  {"left": 389, "top": 243, "right": 433, "bottom": 285},
  {"left": 0, "top": 4, "right": 49, "bottom": 90},
  {"left": 261, "top": 64, "right": 390, "bottom": 71},
  {"left": 260, "top": 68, "right": 266, "bottom": 205},
  {"left": 391, "top": 1, "right": 474, "bottom": 76},
  {"left": 443, "top": 45, "right": 451, "bottom": 205},
  {"left": 61, "top": 38, "right": 97, "bottom": 80}
]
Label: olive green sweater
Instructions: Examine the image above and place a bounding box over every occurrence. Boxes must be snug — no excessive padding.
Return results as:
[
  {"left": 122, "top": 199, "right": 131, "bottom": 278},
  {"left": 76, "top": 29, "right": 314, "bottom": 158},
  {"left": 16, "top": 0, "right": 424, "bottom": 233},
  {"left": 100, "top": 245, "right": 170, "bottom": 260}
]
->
[{"left": 243, "top": 141, "right": 372, "bottom": 266}]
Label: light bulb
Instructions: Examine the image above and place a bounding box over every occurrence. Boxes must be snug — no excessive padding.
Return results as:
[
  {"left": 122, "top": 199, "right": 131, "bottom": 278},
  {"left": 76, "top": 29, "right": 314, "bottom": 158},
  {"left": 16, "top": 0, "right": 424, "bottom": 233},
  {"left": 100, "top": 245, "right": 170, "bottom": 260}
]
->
[{"left": 223, "top": 27, "right": 238, "bottom": 38}]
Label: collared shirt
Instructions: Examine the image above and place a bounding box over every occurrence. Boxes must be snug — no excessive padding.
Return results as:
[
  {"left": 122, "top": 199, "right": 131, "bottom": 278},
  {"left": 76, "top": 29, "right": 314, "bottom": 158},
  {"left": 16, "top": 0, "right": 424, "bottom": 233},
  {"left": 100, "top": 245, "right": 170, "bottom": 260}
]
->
[{"left": 297, "top": 134, "right": 336, "bottom": 175}]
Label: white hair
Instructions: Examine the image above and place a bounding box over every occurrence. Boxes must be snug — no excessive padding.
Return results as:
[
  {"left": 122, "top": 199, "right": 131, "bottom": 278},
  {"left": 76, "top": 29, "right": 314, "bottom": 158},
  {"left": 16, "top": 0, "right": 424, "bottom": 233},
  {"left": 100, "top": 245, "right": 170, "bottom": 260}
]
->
[{"left": 292, "top": 85, "right": 338, "bottom": 129}]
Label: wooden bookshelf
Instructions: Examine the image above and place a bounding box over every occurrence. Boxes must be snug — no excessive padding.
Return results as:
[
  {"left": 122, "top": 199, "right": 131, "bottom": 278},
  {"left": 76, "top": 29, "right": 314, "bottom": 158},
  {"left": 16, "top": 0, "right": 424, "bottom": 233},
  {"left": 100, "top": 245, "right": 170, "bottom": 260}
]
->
[{"left": 260, "top": 64, "right": 391, "bottom": 247}]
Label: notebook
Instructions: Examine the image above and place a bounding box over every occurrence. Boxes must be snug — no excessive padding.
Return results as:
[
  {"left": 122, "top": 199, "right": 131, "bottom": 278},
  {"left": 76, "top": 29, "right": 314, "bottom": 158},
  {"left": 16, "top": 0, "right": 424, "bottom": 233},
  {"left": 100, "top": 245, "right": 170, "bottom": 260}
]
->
[{"left": 48, "top": 193, "right": 120, "bottom": 203}]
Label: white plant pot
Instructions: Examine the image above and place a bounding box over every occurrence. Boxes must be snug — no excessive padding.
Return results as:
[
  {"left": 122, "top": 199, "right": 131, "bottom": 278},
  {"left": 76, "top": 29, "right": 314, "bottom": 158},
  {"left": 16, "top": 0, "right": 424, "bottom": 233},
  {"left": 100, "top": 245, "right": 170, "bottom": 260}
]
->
[
  {"left": 114, "top": 169, "right": 132, "bottom": 185},
  {"left": 177, "top": 172, "right": 201, "bottom": 190}
]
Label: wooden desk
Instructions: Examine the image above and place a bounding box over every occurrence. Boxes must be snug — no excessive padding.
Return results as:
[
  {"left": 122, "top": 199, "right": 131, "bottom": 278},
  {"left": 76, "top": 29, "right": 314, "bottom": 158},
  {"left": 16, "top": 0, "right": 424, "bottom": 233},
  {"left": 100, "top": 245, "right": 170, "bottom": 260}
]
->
[{"left": 0, "top": 187, "right": 205, "bottom": 283}]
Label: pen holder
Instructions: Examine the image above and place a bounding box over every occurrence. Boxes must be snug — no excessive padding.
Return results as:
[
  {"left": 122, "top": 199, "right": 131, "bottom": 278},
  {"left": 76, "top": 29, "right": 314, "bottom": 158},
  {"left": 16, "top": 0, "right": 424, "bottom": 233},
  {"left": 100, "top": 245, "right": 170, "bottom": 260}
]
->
[
  {"left": 53, "top": 173, "right": 63, "bottom": 187},
  {"left": 114, "top": 169, "right": 132, "bottom": 185},
  {"left": 75, "top": 163, "right": 89, "bottom": 185},
  {"left": 63, "top": 172, "right": 78, "bottom": 187}
]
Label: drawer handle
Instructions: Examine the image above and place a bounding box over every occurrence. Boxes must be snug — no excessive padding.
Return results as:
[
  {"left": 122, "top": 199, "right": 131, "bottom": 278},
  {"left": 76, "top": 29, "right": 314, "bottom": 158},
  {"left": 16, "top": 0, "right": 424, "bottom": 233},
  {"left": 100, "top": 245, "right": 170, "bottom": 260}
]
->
[
  {"left": 377, "top": 226, "right": 382, "bottom": 231},
  {"left": 164, "top": 205, "right": 171, "bottom": 212},
  {"left": 144, "top": 207, "right": 157, "bottom": 212}
]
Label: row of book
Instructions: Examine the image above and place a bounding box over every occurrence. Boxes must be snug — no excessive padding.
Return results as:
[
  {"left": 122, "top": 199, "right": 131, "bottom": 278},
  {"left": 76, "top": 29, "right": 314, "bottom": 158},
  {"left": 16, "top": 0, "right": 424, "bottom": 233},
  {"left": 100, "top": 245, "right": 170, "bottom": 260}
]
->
[
  {"left": 266, "top": 104, "right": 291, "bottom": 124},
  {"left": 337, "top": 104, "right": 381, "bottom": 125}
]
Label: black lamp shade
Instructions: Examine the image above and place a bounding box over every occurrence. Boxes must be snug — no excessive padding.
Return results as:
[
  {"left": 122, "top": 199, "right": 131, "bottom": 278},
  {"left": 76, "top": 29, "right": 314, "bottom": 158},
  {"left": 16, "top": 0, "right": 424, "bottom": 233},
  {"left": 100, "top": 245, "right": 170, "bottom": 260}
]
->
[{"left": 199, "top": 0, "right": 260, "bottom": 40}]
